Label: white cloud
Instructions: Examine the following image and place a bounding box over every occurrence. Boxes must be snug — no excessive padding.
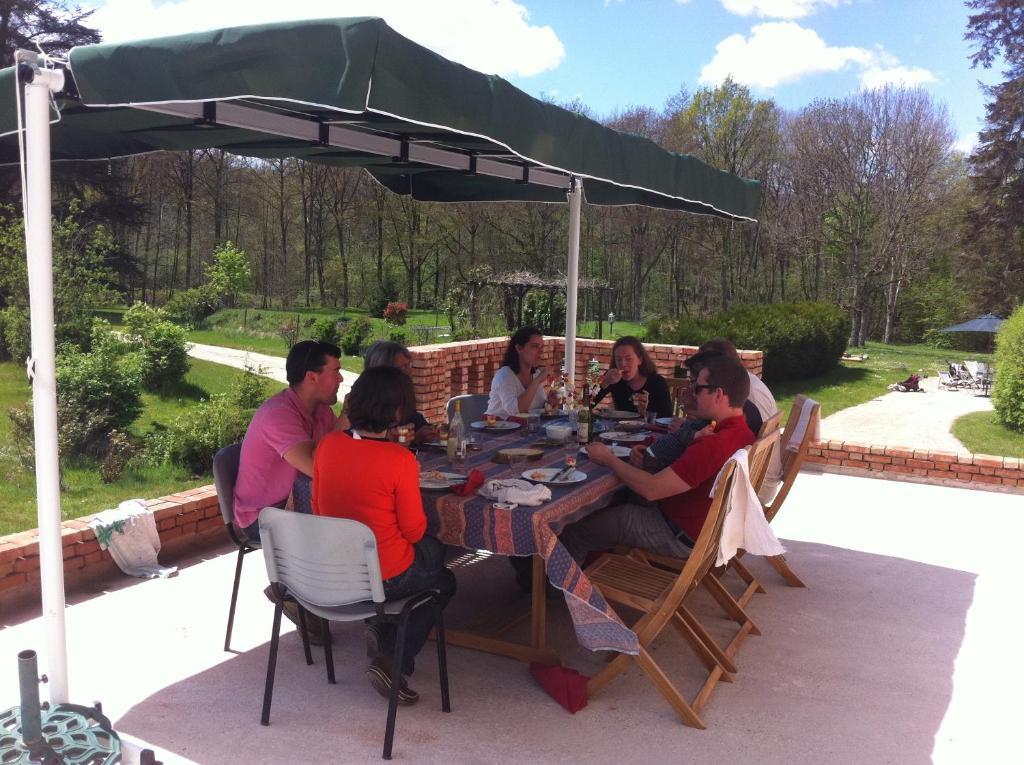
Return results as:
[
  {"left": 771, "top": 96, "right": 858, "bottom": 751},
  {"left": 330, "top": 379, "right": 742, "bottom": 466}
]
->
[
  {"left": 89, "top": 0, "right": 564, "bottom": 78},
  {"left": 859, "top": 64, "right": 936, "bottom": 89},
  {"left": 721, "top": 0, "right": 844, "bottom": 19},
  {"left": 699, "top": 21, "right": 935, "bottom": 91},
  {"left": 699, "top": 22, "right": 871, "bottom": 88}
]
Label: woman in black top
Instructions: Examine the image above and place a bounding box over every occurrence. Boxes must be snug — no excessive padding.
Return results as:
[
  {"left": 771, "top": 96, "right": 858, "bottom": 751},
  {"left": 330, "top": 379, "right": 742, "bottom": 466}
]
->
[{"left": 594, "top": 336, "right": 673, "bottom": 418}]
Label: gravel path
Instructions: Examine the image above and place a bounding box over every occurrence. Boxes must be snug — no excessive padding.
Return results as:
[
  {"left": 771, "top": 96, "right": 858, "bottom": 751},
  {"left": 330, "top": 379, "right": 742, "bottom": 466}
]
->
[
  {"left": 187, "top": 342, "right": 359, "bottom": 399},
  {"left": 820, "top": 374, "right": 993, "bottom": 453}
]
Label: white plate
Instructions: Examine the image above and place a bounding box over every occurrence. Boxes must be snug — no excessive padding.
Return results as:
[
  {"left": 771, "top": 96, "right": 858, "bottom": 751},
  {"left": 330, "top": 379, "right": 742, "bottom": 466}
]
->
[
  {"left": 600, "top": 430, "right": 648, "bottom": 443},
  {"left": 522, "top": 467, "right": 587, "bottom": 485},
  {"left": 419, "top": 471, "right": 464, "bottom": 490},
  {"left": 599, "top": 409, "right": 642, "bottom": 420},
  {"left": 583, "top": 444, "right": 631, "bottom": 458},
  {"left": 470, "top": 420, "right": 521, "bottom": 430},
  {"left": 655, "top": 417, "right": 676, "bottom": 427}
]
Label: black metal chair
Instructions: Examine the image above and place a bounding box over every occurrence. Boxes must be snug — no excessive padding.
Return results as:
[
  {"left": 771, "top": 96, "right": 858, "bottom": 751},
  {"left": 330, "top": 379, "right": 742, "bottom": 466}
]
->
[
  {"left": 212, "top": 443, "right": 257, "bottom": 653},
  {"left": 258, "top": 508, "right": 451, "bottom": 760}
]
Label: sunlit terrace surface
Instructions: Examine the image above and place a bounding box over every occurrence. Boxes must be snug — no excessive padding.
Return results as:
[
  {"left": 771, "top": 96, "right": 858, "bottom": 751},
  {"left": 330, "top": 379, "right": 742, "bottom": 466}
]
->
[{"left": 1, "top": 470, "right": 1019, "bottom": 764}]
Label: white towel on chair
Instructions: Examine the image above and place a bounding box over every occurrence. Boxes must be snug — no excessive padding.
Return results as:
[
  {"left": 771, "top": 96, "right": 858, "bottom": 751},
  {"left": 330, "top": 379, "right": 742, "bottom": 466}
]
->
[
  {"left": 89, "top": 500, "right": 178, "bottom": 579},
  {"left": 711, "top": 450, "right": 786, "bottom": 567},
  {"left": 786, "top": 397, "right": 820, "bottom": 452}
]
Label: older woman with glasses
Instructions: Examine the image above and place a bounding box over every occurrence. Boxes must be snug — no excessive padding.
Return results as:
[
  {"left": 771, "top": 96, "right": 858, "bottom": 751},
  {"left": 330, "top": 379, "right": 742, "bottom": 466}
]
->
[{"left": 363, "top": 340, "right": 438, "bottom": 444}]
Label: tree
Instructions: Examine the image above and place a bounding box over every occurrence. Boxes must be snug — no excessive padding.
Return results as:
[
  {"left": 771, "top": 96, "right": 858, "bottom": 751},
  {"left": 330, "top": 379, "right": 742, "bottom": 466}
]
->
[
  {"left": 964, "top": 0, "right": 1024, "bottom": 314},
  {"left": 0, "top": 0, "right": 100, "bottom": 66},
  {"left": 205, "top": 241, "right": 251, "bottom": 307}
]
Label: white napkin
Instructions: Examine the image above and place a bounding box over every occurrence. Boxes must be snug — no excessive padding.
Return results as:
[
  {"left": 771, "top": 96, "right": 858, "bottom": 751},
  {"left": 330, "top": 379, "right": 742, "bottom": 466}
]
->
[
  {"left": 478, "top": 478, "right": 552, "bottom": 507},
  {"left": 711, "top": 450, "right": 785, "bottom": 567},
  {"left": 786, "top": 397, "right": 820, "bottom": 452}
]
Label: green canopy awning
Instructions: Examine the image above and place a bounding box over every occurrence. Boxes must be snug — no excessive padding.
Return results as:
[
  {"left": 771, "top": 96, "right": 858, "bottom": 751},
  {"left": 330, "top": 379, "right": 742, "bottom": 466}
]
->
[{"left": 0, "top": 17, "right": 760, "bottom": 220}]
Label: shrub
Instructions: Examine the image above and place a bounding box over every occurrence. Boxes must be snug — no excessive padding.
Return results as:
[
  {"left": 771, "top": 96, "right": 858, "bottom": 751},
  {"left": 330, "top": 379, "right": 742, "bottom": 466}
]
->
[
  {"left": 383, "top": 302, "right": 408, "bottom": 326},
  {"left": 339, "top": 316, "right": 373, "bottom": 356},
  {"left": 231, "top": 363, "right": 269, "bottom": 410},
  {"left": 652, "top": 301, "right": 850, "bottom": 384},
  {"left": 99, "top": 430, "right": 139, "bottom": 484},
  {"left": 370, "top": 273, "right": 401, "bottom": 318},
  {"left": 993, "top": 306, "right": 1024, "bottom": 432},
  {"left": 123, "top": 303, "right": 190, "bottom": 391},
  {"left": 1, "top": 307, "right": 30, "bottom": 363},
  {"left": 56, "top": 345, "right": 144, "bottom": 456},
  {"left": 387, "top": 327, "right": 408, "bottom": 344},
  {"left": 277, "top": 317, "right": 300, "bottom": 349},
  {"left": 523, "top": 290, "right": 566, "bottom": 335},
  {"left": 309, "top": 316, "right": 341, "bottom": 346},
  {"left": 165, "top": 285, "right": 220, "bottom": 328},
  {"left": 161, "top": 394, "right": 252, "bottom": 475}
]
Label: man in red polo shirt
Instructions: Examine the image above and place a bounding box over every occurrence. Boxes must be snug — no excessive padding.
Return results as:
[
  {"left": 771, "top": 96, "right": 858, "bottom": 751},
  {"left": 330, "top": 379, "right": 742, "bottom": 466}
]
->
[{"left": 563, "top": 354, "right": 755, "bottom": 561}]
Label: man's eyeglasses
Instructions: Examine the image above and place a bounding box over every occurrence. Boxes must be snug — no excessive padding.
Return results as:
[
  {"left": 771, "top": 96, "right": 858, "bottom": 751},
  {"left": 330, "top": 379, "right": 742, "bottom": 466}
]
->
[{"left": 692, "top": 383, "right": 717, "bottom": 395}]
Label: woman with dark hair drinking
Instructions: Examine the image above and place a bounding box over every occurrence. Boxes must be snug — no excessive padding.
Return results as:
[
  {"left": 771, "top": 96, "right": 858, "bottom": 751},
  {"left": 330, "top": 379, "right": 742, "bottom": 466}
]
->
[
  {"left": 486, "top": 326, "right": 558, "bottom": 418},
  {"left": 313, "top": 366, "right": 456, "bottom": 705},
  {"left": 595, "top": 336, "right": 673, "bottom": 418}
]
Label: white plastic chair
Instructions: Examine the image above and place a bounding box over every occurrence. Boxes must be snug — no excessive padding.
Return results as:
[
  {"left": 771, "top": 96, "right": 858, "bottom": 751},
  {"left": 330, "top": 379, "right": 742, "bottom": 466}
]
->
[{"left": 258, "top": 508, "right": 451, "bottom": 760}]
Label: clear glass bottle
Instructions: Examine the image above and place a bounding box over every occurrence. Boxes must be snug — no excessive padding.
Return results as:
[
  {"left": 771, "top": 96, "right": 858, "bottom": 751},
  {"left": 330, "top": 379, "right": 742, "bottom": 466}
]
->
[{"left": 448, "top": 400, "right": 465, "bottom": 465}]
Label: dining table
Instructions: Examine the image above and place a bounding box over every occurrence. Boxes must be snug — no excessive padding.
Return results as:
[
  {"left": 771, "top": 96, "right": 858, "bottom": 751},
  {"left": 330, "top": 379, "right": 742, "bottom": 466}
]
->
[{"left": 417, "top": 418, "right": 646, "bottom": 663}]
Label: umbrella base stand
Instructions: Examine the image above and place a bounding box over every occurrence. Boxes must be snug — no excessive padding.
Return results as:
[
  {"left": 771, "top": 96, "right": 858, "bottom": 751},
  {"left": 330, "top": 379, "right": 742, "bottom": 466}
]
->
[{"left": 0, "top": 649, "right": 160, "bottom": 765}]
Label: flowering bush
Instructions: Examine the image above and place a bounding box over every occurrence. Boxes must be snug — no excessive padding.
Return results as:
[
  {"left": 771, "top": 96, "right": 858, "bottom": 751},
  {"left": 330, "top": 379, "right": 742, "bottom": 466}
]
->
[{"left": 383, "top": 302, "right": 408, "bottom": 325}]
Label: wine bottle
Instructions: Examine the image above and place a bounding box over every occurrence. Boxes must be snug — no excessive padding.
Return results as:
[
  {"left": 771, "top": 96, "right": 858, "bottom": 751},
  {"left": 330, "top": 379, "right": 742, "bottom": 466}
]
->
[{"left": 577, "top": 390, "right": 592, "bottom": 446}]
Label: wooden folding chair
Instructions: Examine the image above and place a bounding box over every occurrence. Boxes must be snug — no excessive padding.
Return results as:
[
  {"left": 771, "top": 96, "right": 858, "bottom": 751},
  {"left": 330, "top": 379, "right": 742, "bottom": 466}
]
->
[
  {"left": 665, "top": 377, "right": 690, "bottom": 417},
  {"left": 585, "top": 460, "right": 746, "bottom": 728},
  {"left": 752, "top": 394, "right": 821, "bottom": 596},
  {"left": 723, "top": 428, "right": 781, "bottom": 602}
]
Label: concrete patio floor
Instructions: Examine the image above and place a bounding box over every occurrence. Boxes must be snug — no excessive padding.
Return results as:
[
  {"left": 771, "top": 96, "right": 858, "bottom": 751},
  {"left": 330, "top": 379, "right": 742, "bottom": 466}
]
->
[{"left": 1, "top": 470, "right": 1021, "bottom": 764}]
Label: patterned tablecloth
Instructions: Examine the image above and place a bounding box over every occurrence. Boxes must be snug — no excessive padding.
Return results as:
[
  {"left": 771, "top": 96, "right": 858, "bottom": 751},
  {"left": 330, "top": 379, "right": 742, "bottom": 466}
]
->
[{"left": 419, "top": 426, "right": 640, "bottom": 655}]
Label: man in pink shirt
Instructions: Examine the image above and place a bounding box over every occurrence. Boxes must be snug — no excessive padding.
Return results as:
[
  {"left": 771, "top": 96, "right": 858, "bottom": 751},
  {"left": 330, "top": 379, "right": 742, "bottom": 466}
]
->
[{"left": 233, "top": 340, "right": 343, "bottom": 543}]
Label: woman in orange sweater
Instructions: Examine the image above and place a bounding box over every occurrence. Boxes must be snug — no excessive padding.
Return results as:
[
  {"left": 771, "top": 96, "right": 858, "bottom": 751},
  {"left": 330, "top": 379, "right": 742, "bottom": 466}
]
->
[{"left": 313, "top": 366, "right": 456, "bottom": 705}]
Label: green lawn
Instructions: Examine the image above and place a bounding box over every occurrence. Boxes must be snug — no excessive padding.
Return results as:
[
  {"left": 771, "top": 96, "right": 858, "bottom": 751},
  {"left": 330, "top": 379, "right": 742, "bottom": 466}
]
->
[
  {"left": 951, "top": 411, "right": 1024, "bottom": 459},
  {"left": 770, "top": 341, "right": 995, "bottom": 421},
  {"left": 0, "top": 358, "right": 285, "bottom": 536}
]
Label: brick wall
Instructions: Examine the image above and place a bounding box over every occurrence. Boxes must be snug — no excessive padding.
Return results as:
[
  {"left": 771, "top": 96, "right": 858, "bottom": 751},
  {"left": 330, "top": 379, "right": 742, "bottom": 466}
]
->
[
  {"left": 408, "top": 336, "right": 764, "bottom": 423},
  {"left": 0, "top": 485, "right": 227, "bottom": 615},
  {"left": 805, "top": 440, "right": 1024, "bottom": 493}
]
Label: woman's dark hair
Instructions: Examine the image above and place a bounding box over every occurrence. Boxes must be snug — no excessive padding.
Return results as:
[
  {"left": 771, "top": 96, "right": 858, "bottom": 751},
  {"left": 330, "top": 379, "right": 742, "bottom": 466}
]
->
[
  {"left": 285, "top": 340, "right": 342, "bottom": 385},
  {"left": 346, "top": 366, "right": 416, "bottom": 432},
  {"left": 610, "top": 336, "right": 657, "bottom": 377},
  {"left": 501, "top": 326, "right": 543, "bottom": 373}
]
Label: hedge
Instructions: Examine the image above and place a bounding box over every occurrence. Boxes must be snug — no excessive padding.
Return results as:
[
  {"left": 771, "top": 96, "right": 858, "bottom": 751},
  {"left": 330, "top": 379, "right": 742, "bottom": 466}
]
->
[{"left": 650, "top": 302, "right": 850, "bottom": 383}]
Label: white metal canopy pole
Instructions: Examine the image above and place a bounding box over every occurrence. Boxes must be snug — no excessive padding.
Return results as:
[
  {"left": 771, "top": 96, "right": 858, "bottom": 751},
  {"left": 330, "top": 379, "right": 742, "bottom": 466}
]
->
[
  {"left": 19, "top": 56, "right": 69, "bottom": 704},
  {"left": 564, "top": 178, "right": 582, "bottom": 386}
]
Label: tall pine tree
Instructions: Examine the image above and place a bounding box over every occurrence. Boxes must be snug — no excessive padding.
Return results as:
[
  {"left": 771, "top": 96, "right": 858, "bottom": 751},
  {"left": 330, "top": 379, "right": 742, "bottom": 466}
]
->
[{"left": 964, "top": 0, "right": 1024, "bottom": 313}]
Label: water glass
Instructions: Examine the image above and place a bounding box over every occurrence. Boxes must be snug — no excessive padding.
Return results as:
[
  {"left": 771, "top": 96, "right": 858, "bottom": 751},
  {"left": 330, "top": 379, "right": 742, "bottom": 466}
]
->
[
  {"left": 527, "top": 412, "right": 541, "bottom": 434},
  {"left": 508, "top": 452, "right": 527, "bottom": 478}
]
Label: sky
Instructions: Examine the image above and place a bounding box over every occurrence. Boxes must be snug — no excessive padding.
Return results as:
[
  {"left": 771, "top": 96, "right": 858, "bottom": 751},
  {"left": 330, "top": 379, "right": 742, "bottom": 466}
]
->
[{"left": 84, "top": 0, "right": 1000, "bottom": 153}]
